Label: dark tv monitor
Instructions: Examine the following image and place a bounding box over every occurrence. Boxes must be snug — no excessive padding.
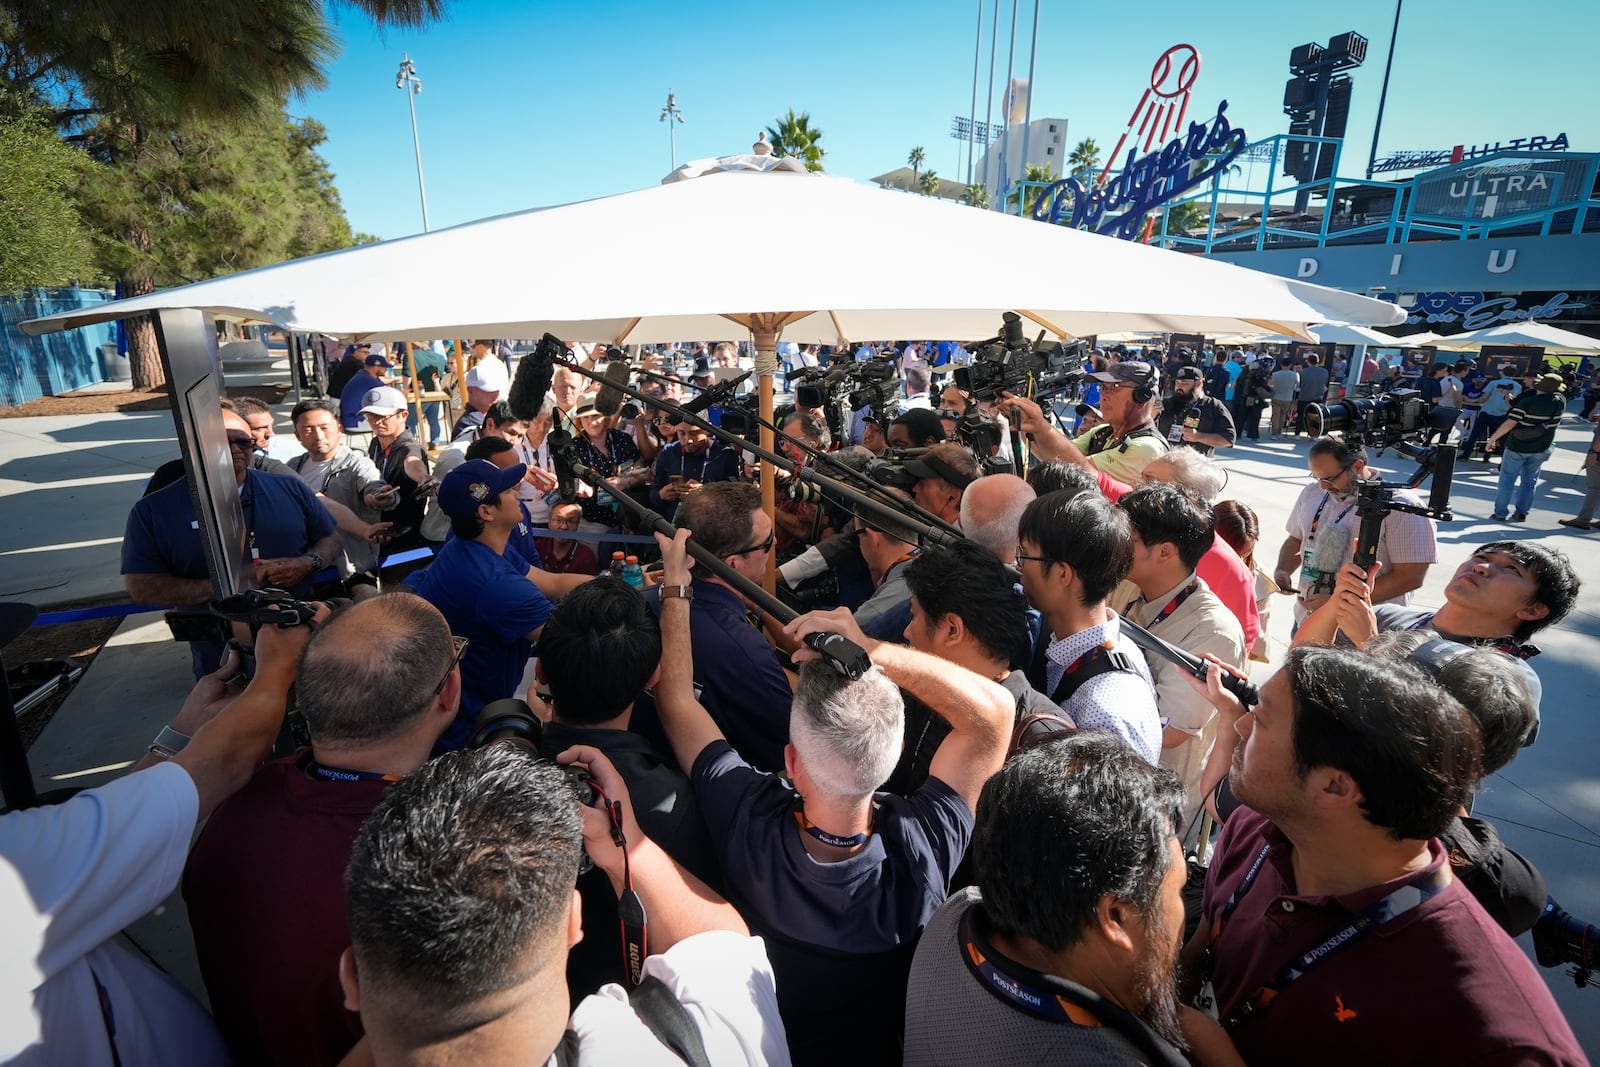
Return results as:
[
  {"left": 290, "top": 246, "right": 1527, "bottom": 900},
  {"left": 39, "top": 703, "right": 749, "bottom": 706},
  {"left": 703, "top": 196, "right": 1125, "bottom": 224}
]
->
[{"left": 152, "top": 309, "right": 251, "bottom": 599}]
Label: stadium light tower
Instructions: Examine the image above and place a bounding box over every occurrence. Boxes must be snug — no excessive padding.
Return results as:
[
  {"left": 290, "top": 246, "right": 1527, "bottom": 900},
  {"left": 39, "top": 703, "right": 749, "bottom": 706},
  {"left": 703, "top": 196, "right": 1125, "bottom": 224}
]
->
[
  {"left": 395, "top": 53, "right": 429, "bottom": 233},
  {"left": 659, "top": 89, "right": 685, "bottom": 171}
]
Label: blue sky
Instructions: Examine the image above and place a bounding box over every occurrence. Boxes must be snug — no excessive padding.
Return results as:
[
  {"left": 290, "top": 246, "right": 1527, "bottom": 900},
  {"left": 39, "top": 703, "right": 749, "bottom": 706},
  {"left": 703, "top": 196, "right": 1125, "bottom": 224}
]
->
[{"left": 299, "top": 0, "right": 1599, "bottom": 240}]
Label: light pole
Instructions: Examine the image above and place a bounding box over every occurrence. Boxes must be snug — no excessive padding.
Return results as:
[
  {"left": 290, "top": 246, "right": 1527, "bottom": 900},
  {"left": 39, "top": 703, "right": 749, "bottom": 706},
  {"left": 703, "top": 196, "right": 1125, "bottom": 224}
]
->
[
  {"left": 395, "top": 53, "right": 429, "bottom": 232},
  {"left": 659, "top": 89, "right": 685, "bottom": 170}
]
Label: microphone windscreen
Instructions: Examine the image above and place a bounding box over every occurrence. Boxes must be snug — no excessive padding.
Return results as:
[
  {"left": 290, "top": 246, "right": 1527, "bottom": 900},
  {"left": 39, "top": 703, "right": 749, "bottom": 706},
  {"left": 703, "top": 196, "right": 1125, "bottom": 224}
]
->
[
  {"left": 594, "top": 359, "right": 631, "bottom": 417},
  {"left": 1309, "top": 523, "right": 1352, "bottom": 595},
  {"left": 509, "top": 333, "right": 562, "bottom": 422}
]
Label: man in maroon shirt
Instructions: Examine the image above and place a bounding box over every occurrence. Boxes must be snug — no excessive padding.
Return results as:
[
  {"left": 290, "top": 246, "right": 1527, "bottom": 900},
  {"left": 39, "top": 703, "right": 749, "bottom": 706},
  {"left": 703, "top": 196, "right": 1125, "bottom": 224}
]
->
[
  {"left": 1180, "top": 645, "right": 1584, "bottom": 1066},
  {"left": 532, "top": 501, "right": 600, "bottom": 576},
  {"left": 182, "top": 594, "right": 463, "bottom": 1066}
]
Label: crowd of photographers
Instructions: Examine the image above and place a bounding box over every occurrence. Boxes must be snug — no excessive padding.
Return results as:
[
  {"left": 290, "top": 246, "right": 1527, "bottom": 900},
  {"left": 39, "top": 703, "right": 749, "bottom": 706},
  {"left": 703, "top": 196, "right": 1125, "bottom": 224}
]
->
[{"left": 5, "top": 335, "right": 1596, "bottom": 1066}]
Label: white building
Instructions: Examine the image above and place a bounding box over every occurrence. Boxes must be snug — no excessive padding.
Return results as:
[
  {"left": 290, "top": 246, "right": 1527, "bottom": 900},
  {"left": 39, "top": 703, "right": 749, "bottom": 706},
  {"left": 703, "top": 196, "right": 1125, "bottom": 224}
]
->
[{"left": 975, "top": 117, "right": 1069, "bottom": 200}]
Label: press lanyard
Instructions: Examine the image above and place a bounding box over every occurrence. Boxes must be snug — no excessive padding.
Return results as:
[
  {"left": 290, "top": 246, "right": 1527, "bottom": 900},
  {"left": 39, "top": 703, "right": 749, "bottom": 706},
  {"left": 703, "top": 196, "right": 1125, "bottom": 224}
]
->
[
  {"left": 1145, "top": 579, "right": 1199, "bottom": 629},
  {"left": 794, "top": 806, "right": 876, "bottom": 849},
  {"left": 306, "top": 760, "right": 402, "bottom": 784},
  {"left": 1307, "top": 492, "right": 1356, "bottom": 540},
  {"left": 242, "top": 483, "right": 259, "bottom": 563},
  {"left": 957, "top": 909, "right": 1192, "bottom": 1067},
  {"left": 876, "top": 549, "right": 922, "bottom": 589},
  {"left": 679, "top": 448, "right": 711, "bottom": 481},
  {"left": 1204, "top": 841, "right": 1452, "bottom": 1032}
]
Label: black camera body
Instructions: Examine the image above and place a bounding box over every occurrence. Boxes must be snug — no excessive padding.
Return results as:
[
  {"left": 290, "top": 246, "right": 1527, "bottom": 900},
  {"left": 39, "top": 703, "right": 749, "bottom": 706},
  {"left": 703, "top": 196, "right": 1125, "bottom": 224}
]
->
[
  {"left": 470, "top": 698, "right": 599, "bottom": 809},
  {"left": 954, "top": 312, "right": 1087, "bottom": 403},
  {"left": 1534, "top": 897, "right": 1599, "bottom": 988}
]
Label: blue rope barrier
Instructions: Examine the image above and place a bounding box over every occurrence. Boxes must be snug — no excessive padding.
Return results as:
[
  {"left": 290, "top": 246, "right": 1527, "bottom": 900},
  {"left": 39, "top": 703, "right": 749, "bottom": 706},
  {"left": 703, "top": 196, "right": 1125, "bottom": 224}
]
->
[{"left": 30, "top": 527, "right": 655, "bottom": 627}]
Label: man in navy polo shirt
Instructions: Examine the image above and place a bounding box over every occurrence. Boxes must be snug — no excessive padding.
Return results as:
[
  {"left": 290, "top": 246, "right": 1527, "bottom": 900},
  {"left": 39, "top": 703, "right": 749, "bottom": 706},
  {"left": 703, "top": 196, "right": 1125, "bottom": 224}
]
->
[
  {"left": 123, "top": 408, "right": 340, "bottom": 678},
  {"left": 652, "top": 528, "right": 1016, "bottom": 1067},
  {"left": 1180, "top": 646, "right": 1583, "bottom": 1065},
  {"left": 632, "top": 482, "right": 793, "bottom": 774},
  {"left": 649, "top": 421, "right": 741, "bottom": 522},
  {"left": 405, "top": 459, "right": 552, "bottom": 750}
]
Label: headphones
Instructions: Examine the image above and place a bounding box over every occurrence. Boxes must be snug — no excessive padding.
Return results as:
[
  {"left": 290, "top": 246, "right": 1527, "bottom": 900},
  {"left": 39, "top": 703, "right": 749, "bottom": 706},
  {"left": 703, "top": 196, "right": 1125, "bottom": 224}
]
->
[{"left": 1132, "top": 379, "right": 1156, "bottom": 405}]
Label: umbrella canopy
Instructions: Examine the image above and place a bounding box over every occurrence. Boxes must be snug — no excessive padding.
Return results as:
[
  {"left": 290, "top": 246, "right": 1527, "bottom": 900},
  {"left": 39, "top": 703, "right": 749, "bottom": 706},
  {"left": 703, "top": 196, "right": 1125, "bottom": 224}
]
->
[
  {"left": 1212, "top": 323, "right": 1396, "bottom": 347},
  {"left": 22, "top": 169, "right": 1402, "bottom": 343},
  {"left": 1440, "top": 321, "right": 1600, "bottom": 355}
]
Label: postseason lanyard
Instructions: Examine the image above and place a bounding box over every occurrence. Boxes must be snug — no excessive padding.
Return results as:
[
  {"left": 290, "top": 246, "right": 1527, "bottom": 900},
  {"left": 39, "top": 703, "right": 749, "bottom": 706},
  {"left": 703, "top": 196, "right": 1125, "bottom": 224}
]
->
[
  {"left": 241, "top": 481, "right": 260, "bottom": 563},
  {"left": 306, "top": 759, "right": 402, "bottom": 784},
  {"left": 1145, "top": 579, "right": 1200, "bottom": 629},
  {"left": 1203, "top": 841, "right": 1453, "bottom": 1032},
  {"left": 958, "top": 910, "right": 1190, "bottom": 1067},
  {"left": 794, "top": 806, "right": 876, "bottom": 849}
]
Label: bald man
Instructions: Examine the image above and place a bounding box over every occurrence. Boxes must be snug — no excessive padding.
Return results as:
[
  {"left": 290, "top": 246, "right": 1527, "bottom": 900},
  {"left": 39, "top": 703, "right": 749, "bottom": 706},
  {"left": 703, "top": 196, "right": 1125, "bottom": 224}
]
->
[
  {"left": 123, "top": 407, "right": 341, "bottom": 676},
  {"left": 957, "top": 473, "right": 1036, "bottom": 566}
]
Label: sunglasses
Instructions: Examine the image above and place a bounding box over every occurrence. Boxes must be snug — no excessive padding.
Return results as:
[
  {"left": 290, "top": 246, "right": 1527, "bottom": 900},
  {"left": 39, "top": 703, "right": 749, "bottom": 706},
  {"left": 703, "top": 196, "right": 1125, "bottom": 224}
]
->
[
  {"left": 433, "top": 636, "right": 469, "bottom": 695},
  {"left": 728, "top": 531, "right": 775, "bottom": 557},
  {"left": 226, "top": 436, "right": 257, "bottom": 453}
]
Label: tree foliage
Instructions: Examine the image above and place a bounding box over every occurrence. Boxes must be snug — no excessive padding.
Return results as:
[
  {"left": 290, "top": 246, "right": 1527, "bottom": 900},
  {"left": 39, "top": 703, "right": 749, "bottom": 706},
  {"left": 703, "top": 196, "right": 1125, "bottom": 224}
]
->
[
  {"left": 959, "top": 182, "right": 991, "bottom": 209},
  {"left": 1068, "top": 137, "right": 1102, "bottom": 178},
  {"left": 1006, "top": 163, "right": 1055, "bottom": 216},
  {"left": 917, "top": 169, "right": 939, "bottom": 196},
  {"left": 74, "top": 109, "right": 360, "bottom": 288},
  {"left": 0, "top": 0, "right": 449, "bottom": 386},
  {"left": 0, "top": 104, "right": 97, "bottom": 293},
  {"left": 766, "top": 109, "right": 824, "bottom": 172}
]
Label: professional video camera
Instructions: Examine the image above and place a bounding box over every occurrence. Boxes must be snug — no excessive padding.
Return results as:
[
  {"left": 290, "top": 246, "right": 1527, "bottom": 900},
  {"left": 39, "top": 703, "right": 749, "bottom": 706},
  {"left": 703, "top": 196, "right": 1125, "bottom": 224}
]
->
[
  {"left": 1302, "top": 389, "right": 1456, "bottom": 450},
  {"left": 1534, "top": 897, "right": 1599, "bottom": 989},
  {"left": 954, "top": 312, "right": 1088, "bottom": 403},
  {"left": 793, "top": 359, "right": 900, "bottom": 413}
]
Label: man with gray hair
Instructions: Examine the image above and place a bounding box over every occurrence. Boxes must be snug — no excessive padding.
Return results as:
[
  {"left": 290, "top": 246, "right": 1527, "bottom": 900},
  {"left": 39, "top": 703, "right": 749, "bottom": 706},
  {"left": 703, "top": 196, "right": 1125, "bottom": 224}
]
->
[{"left": 652, "top": 529, "right": 1014, "bottom": 1067}]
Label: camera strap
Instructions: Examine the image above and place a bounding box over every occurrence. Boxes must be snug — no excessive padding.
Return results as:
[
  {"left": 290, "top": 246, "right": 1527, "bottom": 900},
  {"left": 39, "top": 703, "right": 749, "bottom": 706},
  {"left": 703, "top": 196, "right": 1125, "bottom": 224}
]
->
[{"left": 591, "top": 780, "right": 650, "bottom": 989}]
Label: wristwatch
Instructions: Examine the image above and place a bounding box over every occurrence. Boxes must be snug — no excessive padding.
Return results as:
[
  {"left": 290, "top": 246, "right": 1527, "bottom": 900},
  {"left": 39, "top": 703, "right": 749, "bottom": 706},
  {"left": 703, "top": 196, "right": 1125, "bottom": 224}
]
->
[
  {"left": 306, "top": 551, "right": 325, "bottom": 571},
  {"left": 659, "top": 584, "right": 694, "bottom": 602}
]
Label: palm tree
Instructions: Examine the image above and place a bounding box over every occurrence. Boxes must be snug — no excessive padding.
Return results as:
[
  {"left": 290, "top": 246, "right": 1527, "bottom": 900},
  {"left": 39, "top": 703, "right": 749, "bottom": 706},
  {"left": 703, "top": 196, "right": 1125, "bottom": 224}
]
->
[
  {"left": 766, "top": 109, "right": 825, "bottom": 172},
  {"left": 1162, "top": 200, "right": 1209, "bottom": 240},
  {"left": 907, "top": 145, "right": 926, "bottom": 188},
  {"left": 1068, "top": 137, "right": 1102, "bottom": 181},
  {"left": 917, "top": 169, "right": 940, "bottom": 197},
  {"left": 959, "top": 182, "right": 991, "bottom": 209},
  {"left": 1006, "top": 163, "right": 1056, "bottom": 216}
]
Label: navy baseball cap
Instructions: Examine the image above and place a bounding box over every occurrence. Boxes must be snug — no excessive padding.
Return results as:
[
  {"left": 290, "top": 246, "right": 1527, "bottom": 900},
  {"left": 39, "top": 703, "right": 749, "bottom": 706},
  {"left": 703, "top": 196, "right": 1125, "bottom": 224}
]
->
[{"left": 438, "top": 459, "right": 525, "bottom": 520}]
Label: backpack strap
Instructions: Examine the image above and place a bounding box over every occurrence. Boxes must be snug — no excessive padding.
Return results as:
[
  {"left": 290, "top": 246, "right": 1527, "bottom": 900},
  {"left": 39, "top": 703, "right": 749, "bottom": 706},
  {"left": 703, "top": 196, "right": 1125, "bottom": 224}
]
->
[
  {"left": 1049, "top": 644, "right": 1140, "bottom": 706},
  {"left": 626, "top": 975, "right": 712, "bottom": 1067}
]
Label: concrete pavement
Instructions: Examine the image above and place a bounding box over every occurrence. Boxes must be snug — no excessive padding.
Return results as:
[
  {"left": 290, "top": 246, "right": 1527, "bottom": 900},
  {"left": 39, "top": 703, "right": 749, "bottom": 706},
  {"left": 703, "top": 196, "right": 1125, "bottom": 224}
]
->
[{"left": 6, "top": 384, "right": 1600, "bottom": 1052}]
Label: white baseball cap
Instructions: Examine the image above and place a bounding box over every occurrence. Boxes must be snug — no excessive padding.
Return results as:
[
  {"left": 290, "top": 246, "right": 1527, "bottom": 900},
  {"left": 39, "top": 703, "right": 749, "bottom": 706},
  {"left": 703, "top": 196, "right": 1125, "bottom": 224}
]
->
[
  {"left": 359, "top": 385, "right": 408, "bottom": 416},
  {"left": 465, "top": 358, "right": 509, "bottom": 392}
]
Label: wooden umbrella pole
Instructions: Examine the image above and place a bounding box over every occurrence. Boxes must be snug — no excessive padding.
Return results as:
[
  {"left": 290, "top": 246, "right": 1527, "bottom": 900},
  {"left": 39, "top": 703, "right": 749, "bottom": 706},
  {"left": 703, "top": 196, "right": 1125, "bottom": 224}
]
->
[
  {"left": 452, "top": 337, "right": 470, "bottom": 430},
  {"left": 405, "top": 342, "right": 425, "bottom": 440},
  {"left": 750, "top": 317, "right": 781, "bottom": 595}
]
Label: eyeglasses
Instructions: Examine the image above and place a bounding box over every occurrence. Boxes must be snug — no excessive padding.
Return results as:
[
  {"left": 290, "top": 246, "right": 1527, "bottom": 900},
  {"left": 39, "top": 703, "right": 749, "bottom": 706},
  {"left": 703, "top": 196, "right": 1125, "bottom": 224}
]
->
[
  {"left": 1316, "top": 464, "right": 1355, "bottom": 487},
  {"left": 728, "top": 530, "right": 775, "bottom": 557},
  {"left": 226, "top": 436, "right": 256, "bottom": 453},
  {"left": 433, "top": 636, "right": 469, "bottom": 696},
  {"left": 1014, "top": 552, "right": 1056, "bottom": 568}
]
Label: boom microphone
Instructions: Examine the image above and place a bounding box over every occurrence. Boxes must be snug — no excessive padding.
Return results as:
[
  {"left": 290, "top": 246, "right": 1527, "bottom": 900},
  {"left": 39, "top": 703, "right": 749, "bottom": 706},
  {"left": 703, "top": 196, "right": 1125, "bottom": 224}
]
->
[
  {"left": 669, "top": 371, "right": 750, "bottom": 424},
  {"left": 545, "top": 425, "right": 579, "bottom": 501},
  {"left": 508, "top": 333, "right": 567, "bottom": 422},
  {"left": 594, "top": 360, "right": 632, "bottom": 417}
]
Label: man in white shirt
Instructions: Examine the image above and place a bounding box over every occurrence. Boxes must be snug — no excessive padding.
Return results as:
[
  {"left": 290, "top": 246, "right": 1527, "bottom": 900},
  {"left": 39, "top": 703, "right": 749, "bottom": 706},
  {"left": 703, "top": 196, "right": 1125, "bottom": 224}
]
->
[
  {"left": 2, "top": 619, "right": 313, "bottom": 1066},
  {"left": 1016, "top": 489, "right": 1162, "bottom": 763}
]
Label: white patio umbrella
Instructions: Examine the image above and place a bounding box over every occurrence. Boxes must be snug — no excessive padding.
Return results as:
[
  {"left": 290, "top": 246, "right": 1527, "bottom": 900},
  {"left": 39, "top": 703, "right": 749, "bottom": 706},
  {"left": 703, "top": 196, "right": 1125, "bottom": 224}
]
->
[
  {"left": 1382, "top": 330, "right": 1449, "bottom": 347},
  {"left": 1440, "top": 321, "right": 1600, "bottom": 355},
  {"left": 22, "top": 168, "right": 1402, "bottom": 344},
  {"left": 22, "top": 165, "right": 1402, "bottom": 586}
]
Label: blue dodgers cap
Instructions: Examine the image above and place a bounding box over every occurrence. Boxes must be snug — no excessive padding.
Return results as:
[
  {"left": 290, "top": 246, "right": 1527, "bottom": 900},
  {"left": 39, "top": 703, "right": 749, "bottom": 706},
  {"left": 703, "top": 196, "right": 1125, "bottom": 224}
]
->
[{"left": 437, "top": 458, "right": 526, "bottom": 520}]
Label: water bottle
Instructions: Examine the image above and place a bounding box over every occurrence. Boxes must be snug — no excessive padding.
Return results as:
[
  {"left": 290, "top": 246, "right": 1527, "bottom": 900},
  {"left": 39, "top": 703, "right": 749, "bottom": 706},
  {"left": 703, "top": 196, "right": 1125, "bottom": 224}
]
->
[
  {"left": 609, "top": 551, "right": 626, "bottom": 579},
  {"left": 622, "top": 555, "right": 644, "bottom": 589}
]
